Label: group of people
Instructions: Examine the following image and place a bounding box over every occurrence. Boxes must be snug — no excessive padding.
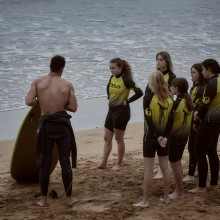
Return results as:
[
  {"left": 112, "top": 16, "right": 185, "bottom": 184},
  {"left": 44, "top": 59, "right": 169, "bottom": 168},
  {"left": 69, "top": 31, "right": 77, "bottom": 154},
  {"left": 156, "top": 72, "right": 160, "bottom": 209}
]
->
[{"left": 25, "top": 52, "right": 220, "bottom": 208}]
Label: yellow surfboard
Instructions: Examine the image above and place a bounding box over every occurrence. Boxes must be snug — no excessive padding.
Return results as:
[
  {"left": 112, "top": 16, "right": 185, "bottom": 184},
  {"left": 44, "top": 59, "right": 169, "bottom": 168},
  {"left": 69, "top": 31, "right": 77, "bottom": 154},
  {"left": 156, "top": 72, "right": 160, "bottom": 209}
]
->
[{"left": 10, "top": 105, "right": 58, "bottom": 182}]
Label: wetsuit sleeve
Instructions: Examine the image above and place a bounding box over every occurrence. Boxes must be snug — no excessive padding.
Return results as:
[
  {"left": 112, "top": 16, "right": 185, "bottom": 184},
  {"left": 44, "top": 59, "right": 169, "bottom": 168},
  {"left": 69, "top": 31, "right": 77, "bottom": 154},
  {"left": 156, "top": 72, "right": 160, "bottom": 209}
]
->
[
  {"left": 168, "top": 72, "right": 176, "bottom": 91},
  {"left": 143, "top": 92, "right": 160, "bottom": 139},
  {"left": 107, "top": 75, "right": 114, "bottom": 99},
  {"left": 164, "top": 98, "right": 180, "bottom": 138},
  {"left": 122, "top": 75, "right": 143, "bottom": 103},
  {"left": 196, "top": 78, "right": 217, "bottom": 120}
]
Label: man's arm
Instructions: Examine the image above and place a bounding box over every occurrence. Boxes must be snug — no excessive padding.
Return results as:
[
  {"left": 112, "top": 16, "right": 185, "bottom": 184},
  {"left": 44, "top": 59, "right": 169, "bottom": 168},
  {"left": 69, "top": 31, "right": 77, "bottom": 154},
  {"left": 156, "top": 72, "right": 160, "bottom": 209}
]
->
[
  {"left": 65, "top": 83, "right": 78, "bottom": 112},
  {"left": 25, "top": 80, "right": 38, "bottom": 106}
]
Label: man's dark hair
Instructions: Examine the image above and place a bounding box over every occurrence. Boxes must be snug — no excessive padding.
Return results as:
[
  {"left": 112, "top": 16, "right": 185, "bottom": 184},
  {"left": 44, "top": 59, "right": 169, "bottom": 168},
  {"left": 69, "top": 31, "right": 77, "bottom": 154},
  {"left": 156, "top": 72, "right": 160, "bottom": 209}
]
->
[{"left": 50, "top": 55, "right": 66, "bottom": 73}]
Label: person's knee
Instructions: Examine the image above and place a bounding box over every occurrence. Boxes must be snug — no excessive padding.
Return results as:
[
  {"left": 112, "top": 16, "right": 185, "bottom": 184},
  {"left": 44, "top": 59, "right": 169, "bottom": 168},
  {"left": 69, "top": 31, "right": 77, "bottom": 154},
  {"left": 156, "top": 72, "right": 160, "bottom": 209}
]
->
[
  {"left": 104, "top": 133, "right": 113, "bottom": 143},
  {"left": 114, "top": 134, "right": 124, "bottom": 144}
]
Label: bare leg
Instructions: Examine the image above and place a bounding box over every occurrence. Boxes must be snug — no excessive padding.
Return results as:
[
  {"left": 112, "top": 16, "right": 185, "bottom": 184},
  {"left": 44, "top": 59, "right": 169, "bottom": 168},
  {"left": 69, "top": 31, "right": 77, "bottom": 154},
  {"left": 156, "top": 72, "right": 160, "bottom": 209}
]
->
[
  {"left": 133, "top": 157, "right": 154, "bottom": 208},
  {"left": 170, "top": 161, "right": 184, "bottom": 199},
  {"left": 111, "top": 128, "right": 125, "bottom": 171},
  {"left": 36, "top": 196, "right": 48, "bottom": 207},
  {"left": 66, "top": 196, "right": 80, "bottom": 206},
  {"left": 158, "top": 156, "right": 170, "bottom": 203},
  {"left": 91, "top": 128, "right": 113, "bottom": 169}
]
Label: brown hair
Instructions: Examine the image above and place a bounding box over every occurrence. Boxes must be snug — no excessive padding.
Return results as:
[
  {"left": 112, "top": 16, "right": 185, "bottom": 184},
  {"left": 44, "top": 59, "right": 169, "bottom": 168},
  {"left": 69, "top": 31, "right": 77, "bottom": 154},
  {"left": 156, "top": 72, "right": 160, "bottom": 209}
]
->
[
  {"left": 156, "top": 51, "right": 174, "bottom": 73},
  {"left": 172, "top": 77, "right": 194, "bottom": 111},
  {"left": 110, "top": 57, "right": 133, "bottom": 80}
]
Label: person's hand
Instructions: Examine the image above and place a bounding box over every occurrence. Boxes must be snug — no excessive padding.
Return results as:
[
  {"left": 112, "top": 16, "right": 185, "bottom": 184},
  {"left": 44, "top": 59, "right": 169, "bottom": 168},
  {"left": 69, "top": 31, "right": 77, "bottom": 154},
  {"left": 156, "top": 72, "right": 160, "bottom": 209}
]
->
[
  {"left": 157, "top": 136, "right": 163, "bottom": 146},
  {"left": 124, "top": 100, "right": 128, "bottom": 106},
  {"left": 160, "top": 137, "right": 168, "bottom": 148},
  {"left": 194, "top": 111, "right": 200, "bottom": 122}
]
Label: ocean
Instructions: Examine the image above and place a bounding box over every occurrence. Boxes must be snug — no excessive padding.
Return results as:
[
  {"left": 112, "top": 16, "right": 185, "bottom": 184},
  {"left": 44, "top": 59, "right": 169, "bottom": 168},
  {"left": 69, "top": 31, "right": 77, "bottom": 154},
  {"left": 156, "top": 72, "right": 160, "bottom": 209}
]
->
[{"left": 1, "top": 0, "right": 220, "bottom": 111}]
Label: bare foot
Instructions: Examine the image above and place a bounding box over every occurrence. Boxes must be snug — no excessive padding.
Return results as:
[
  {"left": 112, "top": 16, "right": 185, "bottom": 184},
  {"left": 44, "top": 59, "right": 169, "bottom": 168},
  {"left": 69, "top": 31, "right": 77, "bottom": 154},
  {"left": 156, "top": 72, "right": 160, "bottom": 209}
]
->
[
  {"left": 36, "top": 197, "right": 48, "bottom": 207},
  {"left": 183, "top": 175, "right": 194, "bottom": 182},
  {"left": 160, "top": 197, "right": 170, "bottom": 204},
  {"left": 66, "top": 197, "right": 80, "bottom": 206},
  {"left": 111, "top": 164, "right": 122, "bottom": 171},
  {"left": 188, "top": 187, "right": 207, "bottom": 193},
  {"left": 169, "top": 191, "right": 184, "bottom": 200},
  {"left": 133, "top": 201, "right": 149, "bottom": 208},
  {"left": 91, "top": 163, "right": 107, "bottom": 170}
]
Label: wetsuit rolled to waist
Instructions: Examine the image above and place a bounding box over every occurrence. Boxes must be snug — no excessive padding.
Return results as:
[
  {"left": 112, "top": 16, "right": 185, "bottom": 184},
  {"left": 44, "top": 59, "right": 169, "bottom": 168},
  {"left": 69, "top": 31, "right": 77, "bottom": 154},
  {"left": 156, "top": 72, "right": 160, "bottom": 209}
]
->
[{"left": 36, "top": 111, "right": 77, "bottom": 169}]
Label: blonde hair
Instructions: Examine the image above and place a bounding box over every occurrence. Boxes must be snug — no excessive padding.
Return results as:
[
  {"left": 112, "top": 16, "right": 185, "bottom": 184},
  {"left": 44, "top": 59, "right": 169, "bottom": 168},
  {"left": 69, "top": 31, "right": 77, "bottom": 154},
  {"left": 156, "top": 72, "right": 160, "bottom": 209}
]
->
[{"left": 148, "top": 71, "right": 170, "bottom": 100}]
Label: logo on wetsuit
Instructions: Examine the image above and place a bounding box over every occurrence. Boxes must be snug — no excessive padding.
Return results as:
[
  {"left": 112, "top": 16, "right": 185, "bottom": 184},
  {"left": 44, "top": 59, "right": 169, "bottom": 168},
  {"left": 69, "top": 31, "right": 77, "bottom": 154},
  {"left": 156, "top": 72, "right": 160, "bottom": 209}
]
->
[{"left": 110, "top": 83, "right": 121, "bottom": 89}]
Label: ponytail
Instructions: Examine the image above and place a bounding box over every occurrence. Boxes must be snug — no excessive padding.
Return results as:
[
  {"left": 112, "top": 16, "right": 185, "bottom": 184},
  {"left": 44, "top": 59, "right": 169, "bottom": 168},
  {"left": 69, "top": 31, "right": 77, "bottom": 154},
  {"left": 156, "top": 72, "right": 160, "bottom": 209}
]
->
[{"left": 172, "top": 77, "right": 193, "bottom": 111}]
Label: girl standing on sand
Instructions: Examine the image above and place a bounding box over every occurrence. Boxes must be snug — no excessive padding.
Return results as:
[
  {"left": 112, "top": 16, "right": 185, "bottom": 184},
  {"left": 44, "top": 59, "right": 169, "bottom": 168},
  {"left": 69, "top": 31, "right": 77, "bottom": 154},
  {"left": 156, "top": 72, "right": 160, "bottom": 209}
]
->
[
  {"left": 134, "top": 70, "right": 173, "bottom": 208},
  {"left": 92, "top": 58, "right": 143, "bottom": 171},
  {"left": 149, "top": 51, "right": 176, "bottom": 179},
  {"left": 189, "top": 59, "right": 220, "bottom": 193},
  {"left": 183, "top": 63, "right": 208, "bottom": 182},
  {"left": 168, "top": 78, "right": 193, "bottom": 199}
]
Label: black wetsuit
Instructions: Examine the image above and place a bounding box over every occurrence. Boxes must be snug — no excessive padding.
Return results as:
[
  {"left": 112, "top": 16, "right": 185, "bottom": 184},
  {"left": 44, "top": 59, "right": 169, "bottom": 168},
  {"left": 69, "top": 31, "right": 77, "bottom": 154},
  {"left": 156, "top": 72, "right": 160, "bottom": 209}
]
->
[
  {"left": 187, "top": 83, "right": 205, "bottom": 176},
  {"left": 194, "top": 75, "right": 220, "bottom": 187},
  {"left": 36, "top": 111, "right": 77, "bottom": 197},
  {"left": 105, "top": 73, "right": 143, "bottom": 132}
]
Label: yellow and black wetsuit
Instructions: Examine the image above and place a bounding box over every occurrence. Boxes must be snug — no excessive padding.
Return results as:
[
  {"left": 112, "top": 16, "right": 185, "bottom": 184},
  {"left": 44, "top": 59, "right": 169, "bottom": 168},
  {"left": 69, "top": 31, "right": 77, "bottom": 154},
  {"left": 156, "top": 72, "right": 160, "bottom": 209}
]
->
[
  {"left": 143, "top": 87, "right": 173, "bottom": 157},
  {"left": 105, "top": 73, "right": 143, "bottom": 131},
  {"left": 161, "top": 70, "right": 176, "bottom": 92},
  {"left": 191, "top": 82, "right": 205, "bottom": 110},
  {"left": 187, "top": 82, "right": 206, "bottom": 176},
  {"left": 194, "top": 75, "right": 220, "bottom": 188},
  {"left": 197, "top": 75, "right": 220, "bottom": 122},
  {"left": 169, "top": 95, "right": 193, "bottom": 162}
]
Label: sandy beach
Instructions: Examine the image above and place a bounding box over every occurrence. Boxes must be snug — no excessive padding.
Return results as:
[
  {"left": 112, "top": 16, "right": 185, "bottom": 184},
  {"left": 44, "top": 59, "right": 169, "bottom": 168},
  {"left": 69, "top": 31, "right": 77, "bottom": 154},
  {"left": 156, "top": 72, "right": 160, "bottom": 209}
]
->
[{"left": 1, "top": 121, "right": 220, "bottom": 220}]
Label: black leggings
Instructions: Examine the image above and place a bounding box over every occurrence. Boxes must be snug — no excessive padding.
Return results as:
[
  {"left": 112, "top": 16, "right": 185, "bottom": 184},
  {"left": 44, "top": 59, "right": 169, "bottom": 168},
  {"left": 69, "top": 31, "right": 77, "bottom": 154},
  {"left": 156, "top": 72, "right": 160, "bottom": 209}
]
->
[
  {"left": 187, "top": 123, "right": 197, "bottom": 176},
  {"left": 195, "top": 122, "right": 220, "bottom": 187},
  {"left": 39, "top": 122, "right": 73, "bottom": 197}
]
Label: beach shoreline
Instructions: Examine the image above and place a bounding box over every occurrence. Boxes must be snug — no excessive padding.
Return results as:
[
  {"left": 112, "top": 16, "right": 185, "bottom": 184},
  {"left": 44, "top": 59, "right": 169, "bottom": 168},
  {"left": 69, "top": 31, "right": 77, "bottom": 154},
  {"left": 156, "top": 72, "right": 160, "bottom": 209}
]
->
[{"left": 0, "top": 96, "right": 143, "bottom": 141}]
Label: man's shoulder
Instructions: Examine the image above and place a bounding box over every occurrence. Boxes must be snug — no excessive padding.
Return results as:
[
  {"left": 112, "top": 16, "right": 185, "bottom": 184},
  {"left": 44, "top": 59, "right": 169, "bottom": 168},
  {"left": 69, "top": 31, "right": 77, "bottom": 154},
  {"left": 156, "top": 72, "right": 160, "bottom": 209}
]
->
[{"left": 60, "top": 78, "right": 73, "bottom": 86}]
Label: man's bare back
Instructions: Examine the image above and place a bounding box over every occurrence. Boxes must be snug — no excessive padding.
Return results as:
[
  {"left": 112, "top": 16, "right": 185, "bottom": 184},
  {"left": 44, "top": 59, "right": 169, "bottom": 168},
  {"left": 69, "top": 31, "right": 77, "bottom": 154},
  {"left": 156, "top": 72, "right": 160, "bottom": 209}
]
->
[{"left": 25, "top": 73, "right": 77, "bottom": 115}]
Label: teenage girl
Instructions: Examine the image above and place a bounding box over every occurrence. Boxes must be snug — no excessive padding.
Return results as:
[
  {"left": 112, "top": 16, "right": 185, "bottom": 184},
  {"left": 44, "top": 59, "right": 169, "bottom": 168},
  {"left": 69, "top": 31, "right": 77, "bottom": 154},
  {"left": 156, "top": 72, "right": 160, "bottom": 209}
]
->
[
  {"left": 92, "top": 58, "right": 143, "bottom": 171},
  {"left": 168, "top": 78, "right": 194, "bottom": 199},
  {"left": 189, "top": 59, "right": 220, "bottom": 193},
  {"left": 134, "top": 70, "right": 173, "bottom": 208},
  {"left": 183, "top": 63, "right": 208, "bottom": 182},
  {"left": 152, "top": 51, "right": 176, "bottom": 179}
]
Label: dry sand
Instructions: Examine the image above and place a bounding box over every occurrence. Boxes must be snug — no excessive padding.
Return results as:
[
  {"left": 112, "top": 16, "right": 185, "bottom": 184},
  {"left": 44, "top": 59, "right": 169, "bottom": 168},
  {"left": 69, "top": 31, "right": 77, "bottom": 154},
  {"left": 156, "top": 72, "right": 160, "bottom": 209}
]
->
[{"left": 0, "top": 122, "right": 220, "bottom": 220}]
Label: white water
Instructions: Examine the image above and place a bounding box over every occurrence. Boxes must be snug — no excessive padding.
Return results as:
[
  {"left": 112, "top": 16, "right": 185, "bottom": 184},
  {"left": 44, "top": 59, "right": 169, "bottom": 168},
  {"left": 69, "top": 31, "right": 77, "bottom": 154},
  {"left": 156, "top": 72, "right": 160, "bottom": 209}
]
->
[{"left": 1, "top": 0, "right": 220, "bottom": 111}]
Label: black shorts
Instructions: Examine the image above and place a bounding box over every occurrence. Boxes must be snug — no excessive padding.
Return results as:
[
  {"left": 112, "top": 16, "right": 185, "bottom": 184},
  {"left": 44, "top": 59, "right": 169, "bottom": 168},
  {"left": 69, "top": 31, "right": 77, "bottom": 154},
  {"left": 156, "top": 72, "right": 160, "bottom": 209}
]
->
[
  {"left": 169, "top": 142, "right": 186, "bottom": 162},
  {"left": 104, "top": 105, "right": 131, "bottom": 132},
  {"left": 143, "top": 134, "right": 169, "bottom": 158}
]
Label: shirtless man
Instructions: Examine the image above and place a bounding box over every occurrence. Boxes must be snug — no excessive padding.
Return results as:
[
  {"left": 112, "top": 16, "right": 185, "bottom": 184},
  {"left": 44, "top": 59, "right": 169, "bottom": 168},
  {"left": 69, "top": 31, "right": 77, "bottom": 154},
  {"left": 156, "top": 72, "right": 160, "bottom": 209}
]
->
[{"left": 25, "top": 55, "right": 79, "bottom": 207}]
